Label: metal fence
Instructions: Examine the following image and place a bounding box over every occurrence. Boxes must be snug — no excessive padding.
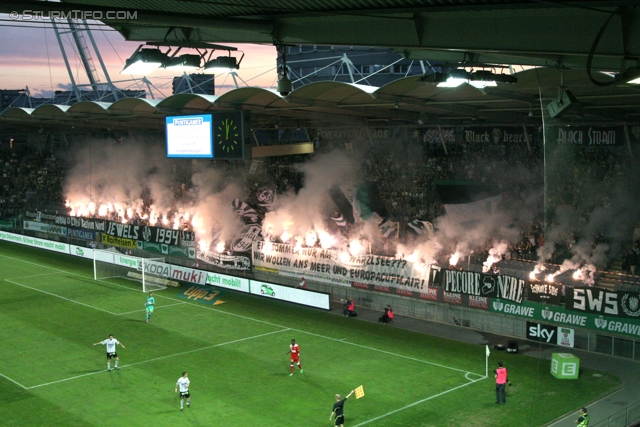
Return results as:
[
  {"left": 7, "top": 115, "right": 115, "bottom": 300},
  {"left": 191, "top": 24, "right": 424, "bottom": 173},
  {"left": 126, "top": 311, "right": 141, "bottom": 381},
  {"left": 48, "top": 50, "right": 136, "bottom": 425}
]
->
[
  {"left": 591, "top": 400, "right": 640, "bottom": 427},
  {"left": 313, "top": 281, "right": 640, "bottom": 360}
]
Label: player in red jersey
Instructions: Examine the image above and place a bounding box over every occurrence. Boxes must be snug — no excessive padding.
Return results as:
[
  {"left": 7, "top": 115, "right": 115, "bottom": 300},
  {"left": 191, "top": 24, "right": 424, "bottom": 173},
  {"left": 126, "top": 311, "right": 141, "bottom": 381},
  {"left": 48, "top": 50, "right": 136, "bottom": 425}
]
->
[{"left": 288, "top": 339, "right": 303, "bottom": 376}]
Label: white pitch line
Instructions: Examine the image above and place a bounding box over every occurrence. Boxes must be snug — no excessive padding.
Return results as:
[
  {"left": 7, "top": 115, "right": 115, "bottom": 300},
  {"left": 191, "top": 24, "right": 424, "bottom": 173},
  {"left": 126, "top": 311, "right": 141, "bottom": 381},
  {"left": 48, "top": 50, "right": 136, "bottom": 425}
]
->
[
  {"left": 351, "top": 377, "right": 484, "bottom": 427},
  {"left": 4, "top": 279, "right": 119, "bottom": 315},
  {"left": 115, "top": 302, "right": 187, "bottom": 315},
  {"left": 294, "top": 329, "right": 475, "bottom": 375},
  {"left": 0, "top": 253, "right": 484, "bottom": 385},
  {"left": 0, "top": 251, "right": 497, "bottom": 426},
  {"left": 0, "top": 372, "right": 28, "bottom": 389},
  {"left": 0, "top": 253, "right": 284, "bottom": 327},
  {"left": 7, "top": 272, "right": 65, "bottom": 280},
  {"left": 27, "top": 328, "right": 290, "bottom": 390},
  {"left": 465, "top": 372, "right": 485, "bottom": 381}
]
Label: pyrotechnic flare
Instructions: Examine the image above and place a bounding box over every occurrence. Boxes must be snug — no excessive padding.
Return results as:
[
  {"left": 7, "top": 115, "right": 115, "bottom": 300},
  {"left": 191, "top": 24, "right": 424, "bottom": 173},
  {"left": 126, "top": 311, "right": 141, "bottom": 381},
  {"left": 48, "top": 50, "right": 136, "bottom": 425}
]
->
[
  {"left": 529, "top": 264, "right": 546, "bottom": 280},
  {"left": 449, "top": 253, "right": 460, "bottom": 266},
  {"left": 482, "top": 241, "right": 509, "bottom": 272}
]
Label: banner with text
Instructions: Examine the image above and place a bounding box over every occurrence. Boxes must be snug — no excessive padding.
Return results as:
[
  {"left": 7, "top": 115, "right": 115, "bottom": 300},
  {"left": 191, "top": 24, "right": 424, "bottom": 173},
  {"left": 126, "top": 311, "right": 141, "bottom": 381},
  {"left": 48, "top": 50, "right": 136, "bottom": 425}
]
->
[
  {"left": 527, "top": 282, "right": 562, "bottom": 304},
  {"left": 67, "top": 228, "right": 97, "bottom": 241},
  {"left": 137, "top": 240, "right": 195, "bottom": 259},
  {"left": 23, "top": 220, "right": 68, "bottom": 236},
  {"left": 0, "top": 231, "right": 70, "bottom": 253},
  {"left": 566, "top": 287, "right": 640, "bottom": 319},
  {"left": 431, "top": 267, "right": 525, "bottom": 304},
  {"left": 70, "top": 245, "right": 94, "bottom": 259},
  {"left": 549, "top": 125, "right": 623, "bottom": 146},
  {"left": 25, "top": 211, "right": 107, "bottom": 232},
  {"left": 526, "top": 321, "right": 575, "bottom": 347},
  {"left": 178, "top": 284, "right": 224, "bottom": 305},
  {"left": 0, "top": 219, "right": 15, "bottom": 229},
  {"left": 101, "top": 233, "right": 138, "bottom": 249},
  {"left": 205, "top": 272, "right": 250, "bottom": 292},
  {"left": 250, "top": 280, "right": 330, "bottom": 310},
  {"left": 99, "top": 252, "right": 206, "bottom": 286},
  {"left": 103, "top": 221, "right": 195, "bottom": 247},
  {"left": 463, "top": 126, "right": 535, "bottom": 145},
  {"left": 23, "top": 211, "right": 195, "bottom": 247},
  {"left": 491, "top": 299, "right": 640, "bottom": 339},
  {"left": 252, "top": 241, "right": 430, "bottom": 291},
  {"left": 197, "top": 250, "right": 251, "bottom": 271}
]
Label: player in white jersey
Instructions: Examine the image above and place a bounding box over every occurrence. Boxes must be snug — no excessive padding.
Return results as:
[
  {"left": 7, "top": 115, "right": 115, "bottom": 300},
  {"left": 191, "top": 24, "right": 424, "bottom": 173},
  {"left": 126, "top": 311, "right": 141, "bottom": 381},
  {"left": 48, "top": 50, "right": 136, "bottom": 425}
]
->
[
  {"left": 175, "top": 371, "right": 191, "bottom": 411},
  {"left": 93, "top": 334, "right": 125, "bottom": 371}
]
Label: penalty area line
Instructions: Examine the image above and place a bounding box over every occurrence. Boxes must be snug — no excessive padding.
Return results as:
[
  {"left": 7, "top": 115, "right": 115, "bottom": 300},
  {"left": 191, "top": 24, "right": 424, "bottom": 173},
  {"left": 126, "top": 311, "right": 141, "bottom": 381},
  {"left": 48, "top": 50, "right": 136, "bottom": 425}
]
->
[
  {"left": 6, "top": 272, "right": 65, "bottom": 281},
  {"left": 293, "top": 329, "right": 476, "bottom": 376},
  {"left": 26, "top": 328, "right": 291, "bottom": 390},
  {"left": 115, "top": 301, "right": 187, "bottom": 315},
  {"left": 4, "top": 279, "right": 119, "bottom": 315},
  {"left": 0, "top": 372, "right": 27, "bottom": 390},
  {"left": 351, "top": 377, "right": 484, "bottom": 427}
]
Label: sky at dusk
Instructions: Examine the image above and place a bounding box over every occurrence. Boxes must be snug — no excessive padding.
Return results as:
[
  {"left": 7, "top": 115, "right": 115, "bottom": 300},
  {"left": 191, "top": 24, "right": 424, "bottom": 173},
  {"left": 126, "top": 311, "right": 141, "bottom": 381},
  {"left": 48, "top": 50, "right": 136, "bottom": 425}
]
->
[{"left": 0, "top": 16, "right": 278, "bottom": 99}]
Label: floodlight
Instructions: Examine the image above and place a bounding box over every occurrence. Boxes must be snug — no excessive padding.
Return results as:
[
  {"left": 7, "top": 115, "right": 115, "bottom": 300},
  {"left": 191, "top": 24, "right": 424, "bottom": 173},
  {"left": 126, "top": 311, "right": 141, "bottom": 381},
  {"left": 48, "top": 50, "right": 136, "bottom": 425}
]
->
[
  {"left": 614, "top": 67, "right": 640, "bottom": 85},
  {"left": 204, "top": 56, "right": 240, "bottom": 73},
  {"left": 437, "top": 70, "right": 470, "bottom": 87},
  {"left": 438, "top": 77, "right": 468, "bottom": 87},
  {"left": 425, "top": 69, "right": 517, "bottom": 88},
  {"left": 121, "top": 48, "right": 167, "bottom": 74},
  {"left": 164, "top": 54, "right": 202, "bottom": 71}
]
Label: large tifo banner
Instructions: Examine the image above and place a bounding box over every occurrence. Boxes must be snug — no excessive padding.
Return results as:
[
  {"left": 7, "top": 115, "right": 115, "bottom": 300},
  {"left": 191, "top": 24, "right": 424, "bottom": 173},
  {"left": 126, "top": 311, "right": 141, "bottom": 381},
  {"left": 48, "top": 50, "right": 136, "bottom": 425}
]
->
[
  {"left": 430, "top": 267, "right": 525, "bottom": 304},
  {"left": 252, "top": 241, "right": 430, "bottom": 291}
]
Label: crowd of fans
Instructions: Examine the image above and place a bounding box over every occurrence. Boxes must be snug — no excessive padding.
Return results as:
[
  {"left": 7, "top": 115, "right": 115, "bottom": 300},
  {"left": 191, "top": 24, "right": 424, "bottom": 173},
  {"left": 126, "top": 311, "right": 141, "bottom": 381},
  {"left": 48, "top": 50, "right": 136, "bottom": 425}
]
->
[
  {"left": 3, "top": 128, "right": 639, "bottom": 273},
  {"left": 0, "top": 145, "right": 66, "bottom": 218}
]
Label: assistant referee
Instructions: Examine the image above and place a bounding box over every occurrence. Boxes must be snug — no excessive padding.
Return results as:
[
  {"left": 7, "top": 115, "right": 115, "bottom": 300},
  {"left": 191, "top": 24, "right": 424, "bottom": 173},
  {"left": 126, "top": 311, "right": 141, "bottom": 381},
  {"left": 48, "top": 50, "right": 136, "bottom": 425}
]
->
[{"left": 330, "top": 389, "right": 355, "bottom": 427}]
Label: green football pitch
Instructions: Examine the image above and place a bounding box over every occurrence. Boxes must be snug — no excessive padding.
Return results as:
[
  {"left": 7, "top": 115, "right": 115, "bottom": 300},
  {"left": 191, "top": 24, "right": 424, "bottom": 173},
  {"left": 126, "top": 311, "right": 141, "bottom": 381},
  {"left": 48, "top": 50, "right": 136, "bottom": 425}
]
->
[{"left": 0, "top": 241, "right": 622, "bottom": 427}]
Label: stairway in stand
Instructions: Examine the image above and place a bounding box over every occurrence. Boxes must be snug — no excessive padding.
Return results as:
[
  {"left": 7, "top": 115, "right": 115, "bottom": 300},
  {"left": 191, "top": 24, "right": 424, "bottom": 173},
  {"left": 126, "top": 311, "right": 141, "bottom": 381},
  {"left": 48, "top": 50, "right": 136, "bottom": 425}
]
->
[{"left": 595, "top": 244, "right": 637, "bottom": 291}]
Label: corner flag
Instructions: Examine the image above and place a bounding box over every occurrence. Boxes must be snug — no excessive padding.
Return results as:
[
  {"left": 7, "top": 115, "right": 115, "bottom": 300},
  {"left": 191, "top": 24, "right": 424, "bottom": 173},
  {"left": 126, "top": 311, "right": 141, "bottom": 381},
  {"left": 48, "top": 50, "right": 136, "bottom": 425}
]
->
[
  {"left": 485, "top": 345, "right": 490, "bottom": 378},
  {"left": 354, "top": 385, "right": 365, "bottom": 399}
]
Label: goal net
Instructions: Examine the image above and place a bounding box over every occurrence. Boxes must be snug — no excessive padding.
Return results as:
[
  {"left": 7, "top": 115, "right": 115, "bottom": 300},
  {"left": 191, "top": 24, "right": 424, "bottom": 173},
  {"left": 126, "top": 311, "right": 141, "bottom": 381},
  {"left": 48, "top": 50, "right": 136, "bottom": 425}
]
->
[{"left": 93, "top": 249, "right": 170, "bottom": 292}]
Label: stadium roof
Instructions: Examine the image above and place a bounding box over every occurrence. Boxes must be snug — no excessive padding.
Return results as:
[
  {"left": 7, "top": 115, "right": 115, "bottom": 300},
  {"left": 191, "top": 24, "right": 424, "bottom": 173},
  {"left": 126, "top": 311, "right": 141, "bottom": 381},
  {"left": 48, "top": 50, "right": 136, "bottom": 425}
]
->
[
  {"left": 1, "top": 1, "right": 640, "bottom": 133},
  {"left": 1, "top": 68, "right": 639, "bottom": 134},
  {"left": 2, "top": 1, "right": 639, "bottom": 71}
]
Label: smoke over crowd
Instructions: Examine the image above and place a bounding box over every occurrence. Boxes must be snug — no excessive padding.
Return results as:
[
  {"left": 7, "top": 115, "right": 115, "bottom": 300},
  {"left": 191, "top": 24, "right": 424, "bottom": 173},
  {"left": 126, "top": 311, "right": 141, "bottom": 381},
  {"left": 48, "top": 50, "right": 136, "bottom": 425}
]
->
[{"left": 61, "top": 127, "right": 640, "bottom": 285}]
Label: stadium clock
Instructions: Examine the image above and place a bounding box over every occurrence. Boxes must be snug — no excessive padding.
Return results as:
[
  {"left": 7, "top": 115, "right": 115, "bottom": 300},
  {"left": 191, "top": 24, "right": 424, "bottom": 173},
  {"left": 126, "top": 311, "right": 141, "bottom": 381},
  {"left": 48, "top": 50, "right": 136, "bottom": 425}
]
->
[
  {"left": 217, "top": 117, "right": 239, "bottom": 153},
  {"left": 213, "top": 111, "right": 245, "bottom": 159}
]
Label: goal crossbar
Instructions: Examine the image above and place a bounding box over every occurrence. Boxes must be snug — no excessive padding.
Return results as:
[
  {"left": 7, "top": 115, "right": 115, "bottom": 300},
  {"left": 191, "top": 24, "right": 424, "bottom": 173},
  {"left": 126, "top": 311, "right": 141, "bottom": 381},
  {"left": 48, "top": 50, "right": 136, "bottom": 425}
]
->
[{"left": 93, "top": 249, "right": 168, "bottom": 292}]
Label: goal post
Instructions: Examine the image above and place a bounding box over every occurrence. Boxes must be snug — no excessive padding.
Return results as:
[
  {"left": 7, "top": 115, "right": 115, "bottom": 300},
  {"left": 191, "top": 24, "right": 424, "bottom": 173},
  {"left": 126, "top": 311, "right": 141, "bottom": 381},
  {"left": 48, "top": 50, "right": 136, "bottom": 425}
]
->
[{"left": 93, "top": 249, "right": 169, "bottom": 292}]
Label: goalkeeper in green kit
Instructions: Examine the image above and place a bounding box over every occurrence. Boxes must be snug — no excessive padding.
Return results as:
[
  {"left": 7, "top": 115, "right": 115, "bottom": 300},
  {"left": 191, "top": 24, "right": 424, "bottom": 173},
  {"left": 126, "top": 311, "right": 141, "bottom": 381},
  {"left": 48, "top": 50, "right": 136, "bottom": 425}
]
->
[{"left": 145, "top": 292, "right": 155, "bottom": 323}]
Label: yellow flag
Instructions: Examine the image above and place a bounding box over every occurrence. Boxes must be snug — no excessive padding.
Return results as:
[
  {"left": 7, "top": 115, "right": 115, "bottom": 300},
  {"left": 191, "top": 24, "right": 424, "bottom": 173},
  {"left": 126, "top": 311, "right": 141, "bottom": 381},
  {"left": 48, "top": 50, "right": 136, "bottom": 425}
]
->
[{"left": 355, "top": 385, "right": 365, "bottom": 399}]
